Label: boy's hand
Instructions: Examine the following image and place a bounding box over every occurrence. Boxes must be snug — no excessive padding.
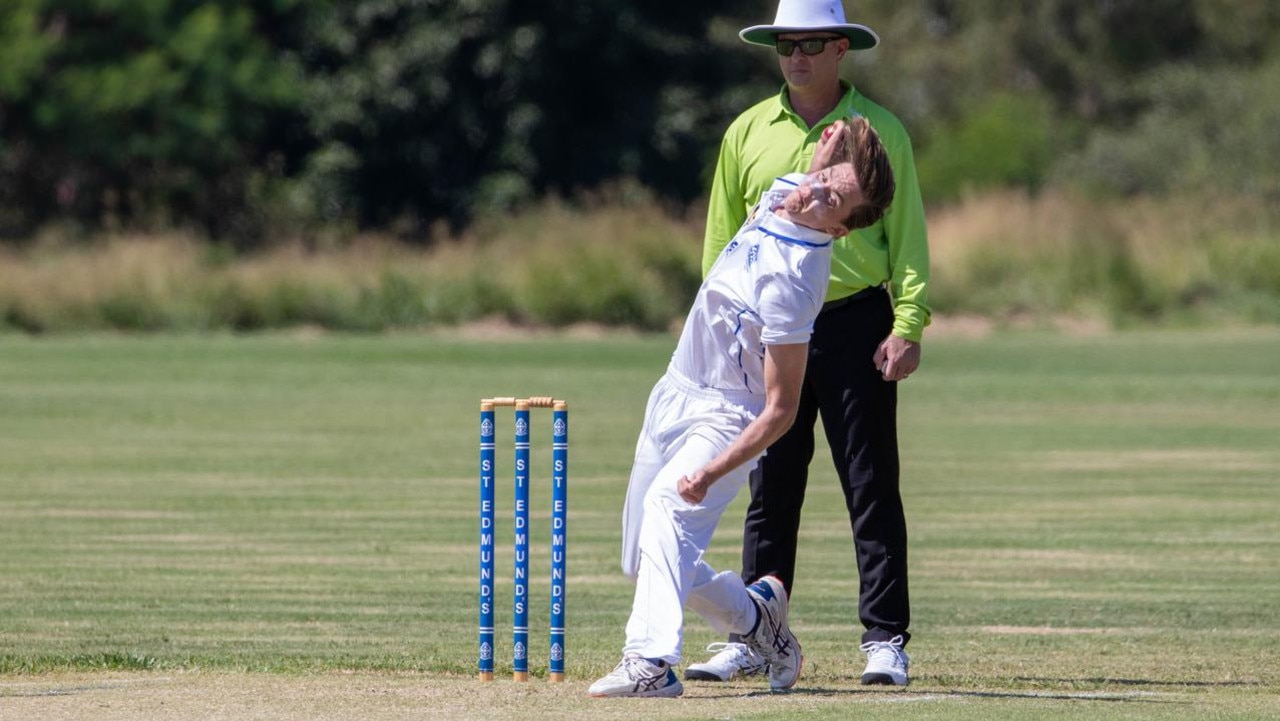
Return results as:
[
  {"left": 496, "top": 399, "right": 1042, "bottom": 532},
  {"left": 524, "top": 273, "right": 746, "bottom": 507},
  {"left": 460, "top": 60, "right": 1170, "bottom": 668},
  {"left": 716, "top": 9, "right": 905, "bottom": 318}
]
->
[
  {"left": 678, "top": 470, "right": 712, "bottom": 504},
  {"left": 810, "top": 119, "right": 848, "bottom": 172}
]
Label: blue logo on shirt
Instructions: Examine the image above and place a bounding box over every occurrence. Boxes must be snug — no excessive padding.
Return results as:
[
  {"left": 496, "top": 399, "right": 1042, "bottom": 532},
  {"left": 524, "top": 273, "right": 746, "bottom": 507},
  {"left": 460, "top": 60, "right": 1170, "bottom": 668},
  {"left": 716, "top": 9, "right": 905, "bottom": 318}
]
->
[
  {"left": 747, "top": 244, "right": 760, "bottom": 266},
  {"left": 725, "top": 240, "right": 739, "bottom": 254}
]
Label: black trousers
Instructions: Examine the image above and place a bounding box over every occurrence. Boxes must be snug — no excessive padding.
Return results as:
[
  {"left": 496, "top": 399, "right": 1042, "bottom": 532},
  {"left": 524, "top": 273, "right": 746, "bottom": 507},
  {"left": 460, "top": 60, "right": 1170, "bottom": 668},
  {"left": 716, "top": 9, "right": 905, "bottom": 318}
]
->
[{"left": 740, "top": 288, "right": 911, "bottom": 645}]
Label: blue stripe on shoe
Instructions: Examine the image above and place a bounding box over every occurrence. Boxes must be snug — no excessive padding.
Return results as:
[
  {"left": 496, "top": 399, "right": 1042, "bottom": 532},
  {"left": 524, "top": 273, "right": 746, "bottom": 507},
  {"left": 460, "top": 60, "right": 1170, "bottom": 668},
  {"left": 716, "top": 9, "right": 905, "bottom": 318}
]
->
[{"left": 750, "top": 579, "right": 777, "bottom": 601}]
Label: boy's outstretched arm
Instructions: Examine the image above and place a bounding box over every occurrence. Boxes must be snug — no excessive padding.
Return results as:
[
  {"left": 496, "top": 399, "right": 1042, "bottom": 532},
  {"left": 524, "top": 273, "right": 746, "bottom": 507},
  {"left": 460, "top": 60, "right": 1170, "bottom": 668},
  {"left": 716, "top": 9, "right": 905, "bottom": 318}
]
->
[{"left": 678, "top": 342, "right": 808, "bottom": 504}]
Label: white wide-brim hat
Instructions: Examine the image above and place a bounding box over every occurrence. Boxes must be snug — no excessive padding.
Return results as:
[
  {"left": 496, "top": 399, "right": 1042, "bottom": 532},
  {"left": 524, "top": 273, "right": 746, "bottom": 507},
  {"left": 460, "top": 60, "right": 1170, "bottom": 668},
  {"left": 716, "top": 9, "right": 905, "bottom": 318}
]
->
[{"left": 741, "top": 0, "right": 879, "bottom": 50}]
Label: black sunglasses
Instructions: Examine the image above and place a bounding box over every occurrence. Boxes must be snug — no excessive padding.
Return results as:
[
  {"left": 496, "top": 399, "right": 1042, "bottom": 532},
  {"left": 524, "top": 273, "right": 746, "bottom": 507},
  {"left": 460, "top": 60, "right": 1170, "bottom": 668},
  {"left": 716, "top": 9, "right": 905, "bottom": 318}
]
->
[{"left": 775, "top": 37, "right": 843, "bottom": 57}]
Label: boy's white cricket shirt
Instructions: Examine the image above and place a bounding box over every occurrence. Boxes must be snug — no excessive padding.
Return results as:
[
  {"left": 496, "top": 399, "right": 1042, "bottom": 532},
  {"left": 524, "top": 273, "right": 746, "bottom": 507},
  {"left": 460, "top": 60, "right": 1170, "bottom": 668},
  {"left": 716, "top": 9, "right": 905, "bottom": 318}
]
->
[{"left": 669, "top": 174, "right": 833, "bottom": 395}]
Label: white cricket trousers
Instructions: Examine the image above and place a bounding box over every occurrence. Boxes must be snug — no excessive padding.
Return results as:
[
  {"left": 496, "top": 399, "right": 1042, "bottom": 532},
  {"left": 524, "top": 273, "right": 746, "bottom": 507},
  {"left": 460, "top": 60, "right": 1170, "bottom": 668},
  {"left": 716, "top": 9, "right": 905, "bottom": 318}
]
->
[{"left": 618, "top": 368, "right": 765, "bottom": 664}]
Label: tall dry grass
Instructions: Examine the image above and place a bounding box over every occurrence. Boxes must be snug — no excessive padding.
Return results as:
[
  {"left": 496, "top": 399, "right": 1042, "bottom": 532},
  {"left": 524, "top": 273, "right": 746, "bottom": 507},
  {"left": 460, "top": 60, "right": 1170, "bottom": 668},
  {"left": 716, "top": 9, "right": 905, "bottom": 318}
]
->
[
  {"left": 1, "top": 191, "right": 1276, "bottom": 334},
  {"left": 0, "top": 198, "right": 704, "bottom": 333},
  {"left": 928, "top": 190, "right": 1280, "bottom": 326}
]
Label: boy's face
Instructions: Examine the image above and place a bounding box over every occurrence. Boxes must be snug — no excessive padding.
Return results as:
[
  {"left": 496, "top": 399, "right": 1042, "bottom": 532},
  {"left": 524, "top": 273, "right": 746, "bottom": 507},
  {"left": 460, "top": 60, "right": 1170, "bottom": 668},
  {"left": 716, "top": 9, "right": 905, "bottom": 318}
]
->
[{"left": 781, "top": 162, "right": 863, "bottom": 234}]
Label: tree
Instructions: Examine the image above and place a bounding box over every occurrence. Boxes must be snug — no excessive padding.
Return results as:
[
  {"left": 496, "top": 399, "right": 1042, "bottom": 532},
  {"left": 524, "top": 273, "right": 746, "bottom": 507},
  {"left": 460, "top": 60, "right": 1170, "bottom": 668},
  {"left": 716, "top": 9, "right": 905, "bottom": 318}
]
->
[
  {"left": 0, "top": 1, "right": 313, "bottom": 240},
  {"left": 298, "top": 0, "right": 767, "bottom": 234}
]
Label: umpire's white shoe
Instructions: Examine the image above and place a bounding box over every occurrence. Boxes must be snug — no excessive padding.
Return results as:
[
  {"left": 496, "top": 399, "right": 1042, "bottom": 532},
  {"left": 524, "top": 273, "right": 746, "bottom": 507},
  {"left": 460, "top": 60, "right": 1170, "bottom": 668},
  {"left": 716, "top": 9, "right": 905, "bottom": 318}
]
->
[
  {"left": 588, "top": 655, "right": 683, "bottom": 698},
  {"left": 860, "top": 635, "right": 910, "bottom": 686},
  {"left": 683, "top": 642, "right": 768, "bottom": 681},
  {"left": 742, "top": 575, "right": 803, "bottom": 691}
]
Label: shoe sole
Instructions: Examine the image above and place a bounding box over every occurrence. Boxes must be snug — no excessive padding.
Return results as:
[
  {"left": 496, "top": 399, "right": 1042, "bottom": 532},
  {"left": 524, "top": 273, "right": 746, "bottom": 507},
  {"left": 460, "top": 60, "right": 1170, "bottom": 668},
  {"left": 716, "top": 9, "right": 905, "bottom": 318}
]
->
[
  {"left": 860, "top": 672, "right": 908, "bottom": 686},
  {"left": 589, "top": 683, "right": 684, "bottom": 698},
  {"left": 683, "top": 669, "right": 729, "bottom": 682},
  {"left": 684, "top": 665, "right": 767, "bottom": 682},
  {"left": 769, "top": 641, "right": 802, "bottom": 691},
  {"left": 751, "top": 576, "right": 803, "bottom": 691}
]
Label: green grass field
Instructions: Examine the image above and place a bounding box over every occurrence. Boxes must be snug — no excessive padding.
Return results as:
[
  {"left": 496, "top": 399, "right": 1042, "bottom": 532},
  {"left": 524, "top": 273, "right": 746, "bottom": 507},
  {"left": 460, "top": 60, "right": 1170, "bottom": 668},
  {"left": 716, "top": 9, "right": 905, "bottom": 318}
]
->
[{"left": 1, "top": 329, "right": 1278, "bottom": 720}]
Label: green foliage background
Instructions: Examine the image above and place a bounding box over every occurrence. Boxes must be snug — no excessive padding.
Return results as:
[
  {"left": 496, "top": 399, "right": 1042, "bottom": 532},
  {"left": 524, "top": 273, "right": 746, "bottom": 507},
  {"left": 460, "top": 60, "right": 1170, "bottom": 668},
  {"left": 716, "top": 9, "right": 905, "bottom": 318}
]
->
[
  {"left": 1, "top": 1, "right": 1278, "bottom": 333},
  {"left": 3, "top": 0, "right": 1278, "bottom": 240}
]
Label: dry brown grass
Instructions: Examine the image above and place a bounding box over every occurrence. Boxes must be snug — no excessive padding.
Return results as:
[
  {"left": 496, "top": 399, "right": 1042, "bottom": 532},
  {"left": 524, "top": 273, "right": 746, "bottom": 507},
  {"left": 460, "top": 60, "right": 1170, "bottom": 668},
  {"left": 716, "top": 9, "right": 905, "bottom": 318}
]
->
[
  {"left": 5, "top": 668, "right": 1276, "bottom": 721},
  {"left": 1, "top": 191, "right": 1275, "bottom": 332},
  {"left": 926, "top": 189, "right": 1279, "bottom": 322}
]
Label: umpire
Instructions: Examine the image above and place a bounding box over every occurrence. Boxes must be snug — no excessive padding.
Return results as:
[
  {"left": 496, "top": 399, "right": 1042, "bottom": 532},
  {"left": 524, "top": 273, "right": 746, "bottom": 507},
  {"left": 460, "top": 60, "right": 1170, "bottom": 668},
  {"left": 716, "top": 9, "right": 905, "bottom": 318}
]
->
[{"left": 688, "top": 0, "right": 930, "bottom": 687}]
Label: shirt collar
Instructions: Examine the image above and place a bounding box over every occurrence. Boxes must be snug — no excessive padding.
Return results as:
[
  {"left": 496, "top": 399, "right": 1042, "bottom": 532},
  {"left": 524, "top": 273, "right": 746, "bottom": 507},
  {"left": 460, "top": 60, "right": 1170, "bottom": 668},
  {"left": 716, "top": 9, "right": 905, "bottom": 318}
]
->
[
  {"left": 769, "top": 81, "right": 859, "bottom": 126},
  {"left": 758, "top": 210, "right": 834, "bottom": 247}
]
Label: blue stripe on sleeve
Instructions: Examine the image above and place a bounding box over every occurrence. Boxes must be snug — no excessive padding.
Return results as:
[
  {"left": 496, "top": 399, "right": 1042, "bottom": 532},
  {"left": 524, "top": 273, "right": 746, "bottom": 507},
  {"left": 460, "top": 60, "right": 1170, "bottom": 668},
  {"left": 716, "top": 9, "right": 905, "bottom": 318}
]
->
[{"left": 759, "top": 227, "right": 831, "bottom": 248}]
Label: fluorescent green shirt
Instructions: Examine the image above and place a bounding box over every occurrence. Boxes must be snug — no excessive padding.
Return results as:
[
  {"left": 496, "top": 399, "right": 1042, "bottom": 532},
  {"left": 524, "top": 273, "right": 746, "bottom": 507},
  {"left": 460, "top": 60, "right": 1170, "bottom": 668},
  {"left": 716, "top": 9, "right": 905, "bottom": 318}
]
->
[{"left": 702, "top": 83, "right": 931, "bottom": 342}]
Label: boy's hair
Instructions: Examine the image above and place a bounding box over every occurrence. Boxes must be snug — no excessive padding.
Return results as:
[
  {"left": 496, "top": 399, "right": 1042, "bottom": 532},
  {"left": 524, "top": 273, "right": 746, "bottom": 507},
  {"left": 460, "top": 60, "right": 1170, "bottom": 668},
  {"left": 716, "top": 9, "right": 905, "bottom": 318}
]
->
[{"left": 834, "top": 117, "right": 896, "bottom": 231}]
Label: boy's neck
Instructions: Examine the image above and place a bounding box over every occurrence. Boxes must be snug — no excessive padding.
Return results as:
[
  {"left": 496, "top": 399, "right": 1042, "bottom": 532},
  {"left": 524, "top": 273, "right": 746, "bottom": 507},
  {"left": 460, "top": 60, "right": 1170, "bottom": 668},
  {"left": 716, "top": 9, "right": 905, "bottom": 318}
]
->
[{"left": 772, "top": 207, "right": 825, "bottom": 233}]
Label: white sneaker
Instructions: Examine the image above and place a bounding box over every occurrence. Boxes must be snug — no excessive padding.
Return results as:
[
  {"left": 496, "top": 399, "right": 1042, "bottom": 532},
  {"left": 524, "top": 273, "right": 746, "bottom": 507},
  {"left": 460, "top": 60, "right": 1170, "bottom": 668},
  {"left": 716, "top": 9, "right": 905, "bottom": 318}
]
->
[
  {"left": 742, "top": 575, "right": 803, "bottom": 691},
  {"left": 683, "top": 642, "right": 768, "bottom": 681},
  {"left": 860, "top": 635, "right": 909, "bottom": 686},
  {"left": 588, "top": 655, "right": 683, "bottom": 698}
]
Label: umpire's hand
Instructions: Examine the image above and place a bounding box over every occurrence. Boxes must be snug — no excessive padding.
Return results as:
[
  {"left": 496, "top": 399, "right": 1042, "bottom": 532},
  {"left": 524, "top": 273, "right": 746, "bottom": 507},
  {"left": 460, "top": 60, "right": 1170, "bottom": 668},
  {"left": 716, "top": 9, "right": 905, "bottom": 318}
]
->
[{"left": 874, "top": 334, "right": 921, "bottom": 382}]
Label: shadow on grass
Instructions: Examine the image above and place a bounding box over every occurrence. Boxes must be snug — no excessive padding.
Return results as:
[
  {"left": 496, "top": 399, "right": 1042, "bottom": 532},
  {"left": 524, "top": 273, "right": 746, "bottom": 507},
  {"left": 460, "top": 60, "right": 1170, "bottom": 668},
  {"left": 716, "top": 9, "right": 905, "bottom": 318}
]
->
[
  {"left": 936, "top": 690, "right": 1189, "bottom": 704},
  {"left": 0, "top": 678, "right": 175, "bottom": 698},
  {"left": 4, "top": 686, "right": 104, "bottom": 698},
  {"left": 1013, "top": 676, "right": 1261, "bottom": 688},
  {"left": 693, "top": 687, "right": 1193, "bottom": 705}
]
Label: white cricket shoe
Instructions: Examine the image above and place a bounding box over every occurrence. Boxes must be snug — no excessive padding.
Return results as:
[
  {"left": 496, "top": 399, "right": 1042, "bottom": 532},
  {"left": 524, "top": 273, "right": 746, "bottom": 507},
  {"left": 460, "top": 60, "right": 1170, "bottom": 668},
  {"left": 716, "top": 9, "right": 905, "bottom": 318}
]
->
[
  {"left": 683, "top": 642, "right": 768, "bottom": 681},
  {"left": 742, "top": 575, "right": 803, "bottom": 691},
  {"left": 860, "top": 635, "right": 910, "bottom": 686},
  {"left": 588, "top": 655, "right": 683, "bottom": 698}
]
